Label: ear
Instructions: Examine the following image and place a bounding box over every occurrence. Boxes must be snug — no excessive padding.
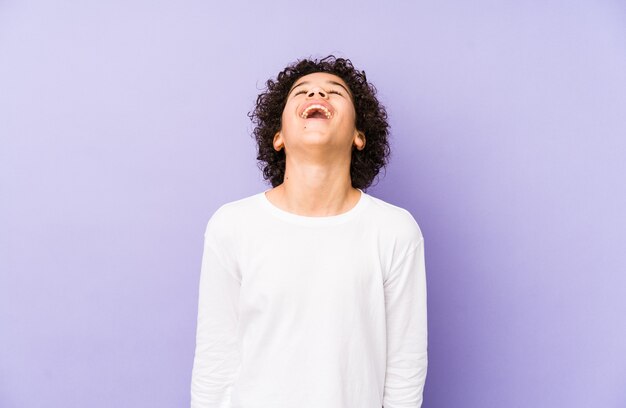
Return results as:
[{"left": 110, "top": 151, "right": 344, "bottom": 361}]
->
[
  {"left": 353, "top": 130, "right": 366, "bottom": 151},
  {"left": 273, "top": 131, "right": 284, "bottom": 151}
]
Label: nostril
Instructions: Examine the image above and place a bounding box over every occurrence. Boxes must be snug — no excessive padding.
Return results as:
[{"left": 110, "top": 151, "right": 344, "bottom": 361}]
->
[{"left": 307, "top": 89, "right": 327, "bottom": 98}]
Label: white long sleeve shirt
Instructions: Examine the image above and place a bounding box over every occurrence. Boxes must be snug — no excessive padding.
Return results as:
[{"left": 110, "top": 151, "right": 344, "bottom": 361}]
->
[{"left": 191, "top": 189, "right": 428, "bottom": 408}]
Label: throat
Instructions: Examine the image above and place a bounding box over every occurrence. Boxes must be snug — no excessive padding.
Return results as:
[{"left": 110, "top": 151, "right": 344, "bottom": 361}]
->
[{"left": 308, "top": 111, "right": 327, "bottom": 119}]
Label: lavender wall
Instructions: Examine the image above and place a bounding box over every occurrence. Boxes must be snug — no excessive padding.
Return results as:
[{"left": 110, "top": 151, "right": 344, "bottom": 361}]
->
[{"left": 1, "top": 1, "right": 625, "bottom": 407}]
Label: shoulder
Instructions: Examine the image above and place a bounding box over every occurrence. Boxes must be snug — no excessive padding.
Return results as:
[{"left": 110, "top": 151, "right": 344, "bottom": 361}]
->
[
  {"left": 204, "top": 192, "right": 263, "bottom": 238},
  {"left": 363, "top": 193, "right": 424, "bottom": 245}
]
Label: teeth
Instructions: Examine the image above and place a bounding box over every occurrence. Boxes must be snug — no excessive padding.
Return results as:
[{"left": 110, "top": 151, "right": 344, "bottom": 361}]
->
[{"left": 301, "top": 104, "right": 332, "bottom": 119}]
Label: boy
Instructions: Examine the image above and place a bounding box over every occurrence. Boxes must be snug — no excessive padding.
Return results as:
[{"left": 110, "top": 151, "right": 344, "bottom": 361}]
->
[{"left": 191, "top": 56, "right": 427, "bottom": 408}]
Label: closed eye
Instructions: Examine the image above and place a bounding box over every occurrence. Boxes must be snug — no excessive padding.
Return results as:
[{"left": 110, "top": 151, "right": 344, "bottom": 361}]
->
[{"left": 292, "top": 89, "right": 342, "bottom": 97}]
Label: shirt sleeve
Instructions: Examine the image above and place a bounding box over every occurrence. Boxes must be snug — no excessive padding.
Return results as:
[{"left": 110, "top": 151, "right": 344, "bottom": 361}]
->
[
  {"left": 191, "top": 231, "right": 241, "bottom": 408},
  {"left": 382, "top": 238, "right": 428, "bottom": 408}
]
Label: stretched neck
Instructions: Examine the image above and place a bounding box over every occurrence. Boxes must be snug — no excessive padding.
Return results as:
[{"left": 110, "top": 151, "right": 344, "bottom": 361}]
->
[{"left": 266, "top": 152, "right": 361, "bottom": 217}]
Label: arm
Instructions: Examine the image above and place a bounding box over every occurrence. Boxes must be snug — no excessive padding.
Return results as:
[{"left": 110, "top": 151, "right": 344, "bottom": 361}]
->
[
  {"left": 382, "top": 238, "right": 428, "bottom": 408},
  {"left": 191, "top": 232, "right": 241, "bottom": 408}
]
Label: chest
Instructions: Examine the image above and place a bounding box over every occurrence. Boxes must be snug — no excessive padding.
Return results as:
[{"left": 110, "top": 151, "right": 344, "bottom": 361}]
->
[{"left": 237, "top": 226, "right": 387, "bottom": 311}]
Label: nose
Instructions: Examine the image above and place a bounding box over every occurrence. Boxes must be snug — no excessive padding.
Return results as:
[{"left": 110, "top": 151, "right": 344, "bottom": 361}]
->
[{"left": 307, "top": 87, "right": 327, "bottom": 99}]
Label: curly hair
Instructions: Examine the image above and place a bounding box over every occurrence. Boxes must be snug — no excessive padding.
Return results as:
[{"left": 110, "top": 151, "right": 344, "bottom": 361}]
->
[{"left": 248, "top": 55, "right": 390, "bottom": 190}]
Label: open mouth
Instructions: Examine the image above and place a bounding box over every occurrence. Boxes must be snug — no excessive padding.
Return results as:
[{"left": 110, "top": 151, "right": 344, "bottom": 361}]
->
[{"left": 300, "top": 104, "right": 332, "bottom": 119}]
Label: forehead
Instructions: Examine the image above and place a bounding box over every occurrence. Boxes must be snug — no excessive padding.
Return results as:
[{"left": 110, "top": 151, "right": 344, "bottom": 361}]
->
[{"left": 291, "top": 72, "right": 351, "bottom": 92}]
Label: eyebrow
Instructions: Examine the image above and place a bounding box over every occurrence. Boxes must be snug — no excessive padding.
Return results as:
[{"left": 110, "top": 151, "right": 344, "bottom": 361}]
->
[{"left": 289, "top": 80, "right": 352, "bottom": 97}]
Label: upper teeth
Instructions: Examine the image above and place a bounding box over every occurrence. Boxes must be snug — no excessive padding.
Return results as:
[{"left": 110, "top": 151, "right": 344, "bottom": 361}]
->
[{"left": 301, "top": 104, "right": 332, "bottom": 119}]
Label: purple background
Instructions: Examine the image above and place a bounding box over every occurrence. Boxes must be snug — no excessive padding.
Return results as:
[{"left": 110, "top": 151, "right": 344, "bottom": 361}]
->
[{"left": 1, "top": 1, "right": 625, "bottom": 407}]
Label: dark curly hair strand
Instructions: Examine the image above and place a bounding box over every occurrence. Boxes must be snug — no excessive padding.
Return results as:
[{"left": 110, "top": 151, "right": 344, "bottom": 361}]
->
[{"left": 248, "top": 55, "right": 390, "bottom": 190}]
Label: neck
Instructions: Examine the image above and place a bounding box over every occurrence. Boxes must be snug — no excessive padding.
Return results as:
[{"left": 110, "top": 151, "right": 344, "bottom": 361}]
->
[{"left": 267, "top": 155, "right": 361, "bottom": 217}]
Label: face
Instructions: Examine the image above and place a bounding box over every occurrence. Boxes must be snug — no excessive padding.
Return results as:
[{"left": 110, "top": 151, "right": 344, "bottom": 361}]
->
[{"left": 274, "top": 72, "right": 365, "bottom": 154}]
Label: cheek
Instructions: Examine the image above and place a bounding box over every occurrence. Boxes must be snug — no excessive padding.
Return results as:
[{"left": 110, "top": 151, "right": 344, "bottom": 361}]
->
[
  {"left": 279, "top": 109, "right": 300, "bottom": 135},
  {"left": 281, "top": 109, "right": 293, "bottom": 124},
  {"left": 279, "top": 106, "right": 290, "bottom": 126},
  {"left": 343, "top": 106, "right": 358, "bottom": 127},
  {"left": 281, "top": 100, "right": 297, "bottom": 120},
  {"left": 343, "top": 101, "right": 357, "bottom": 121}
]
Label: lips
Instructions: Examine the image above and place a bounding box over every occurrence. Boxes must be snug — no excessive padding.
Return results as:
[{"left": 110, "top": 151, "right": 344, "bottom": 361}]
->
[{"left": 299, "top": 101, "right": 334, "bottom": 119}]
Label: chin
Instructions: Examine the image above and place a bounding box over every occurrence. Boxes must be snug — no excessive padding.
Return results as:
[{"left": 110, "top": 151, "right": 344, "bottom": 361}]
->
[{"left": 299, "top": 133, "right": 333, "bottom": 145}]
